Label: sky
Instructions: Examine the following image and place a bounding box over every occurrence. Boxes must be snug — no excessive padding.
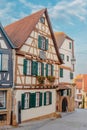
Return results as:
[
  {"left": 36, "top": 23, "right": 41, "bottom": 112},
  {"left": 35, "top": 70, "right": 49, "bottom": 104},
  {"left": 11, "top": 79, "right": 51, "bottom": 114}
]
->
[{"left": 0, "top": 0, "right": 87, "bottom": 75}]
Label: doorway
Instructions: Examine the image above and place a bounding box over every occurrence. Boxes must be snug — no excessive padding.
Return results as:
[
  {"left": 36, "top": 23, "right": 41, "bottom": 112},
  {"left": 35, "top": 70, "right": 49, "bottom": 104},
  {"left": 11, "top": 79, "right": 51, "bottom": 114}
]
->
[{"left": 62, "top": 98, "right": 68, "bottom": 112}]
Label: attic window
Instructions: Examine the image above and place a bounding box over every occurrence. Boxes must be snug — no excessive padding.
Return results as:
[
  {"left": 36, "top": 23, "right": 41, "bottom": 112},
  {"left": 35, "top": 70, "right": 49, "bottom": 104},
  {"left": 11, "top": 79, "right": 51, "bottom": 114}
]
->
[{"left": 40, "top": 17, "right": 45, "bottom": 24}]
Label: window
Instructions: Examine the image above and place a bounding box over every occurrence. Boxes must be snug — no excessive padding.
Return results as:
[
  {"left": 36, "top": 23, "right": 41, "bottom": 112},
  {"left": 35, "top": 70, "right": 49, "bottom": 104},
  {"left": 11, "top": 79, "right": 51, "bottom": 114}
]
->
[
  {"left": 46, "top": 92, "right": 50, "bottom": 105},
  {"left": 24, "top": 93, "right": 30, "bottom": 109},
  {"left": 23, "top": 59, "right": 32, "bottom": 75},
  {"left": 0, "top": 54, "right": 9, "bottom": 71},
  {"left": 21, "top": 92, "right": 42, "bottom": 109},
  {"left": 44, "top": 92, "right": 52, "bottom": 105},
  {"left": 38, "top": 35, "right": 48, "bottom": 51},
  {"left": 46, "top": 64, "right": 54, "bottom": 76},
  {"left": 40, "top": 17, "right": 45, "bottom": 24},
  {"left": 0, "top": 33, "right": 2, "bottom": 37},
  {"left": 48, "top": 64, "right": 51, "bottom": 76},
  {"left": 60, "top": 68, "right": 63, "bottom": 77},
  {"left": 38, "top": 62, "right": 42, "bottom": 76},
  {"left": 70, "top": 72, "right": 73, "bottom": 79},
  {"left": 38, "top": 62, "right": 44, "bottom": 76},
  {"left": 27, "top": 60, "right": 32, "bottom": 75},
  {"left": 0, "top": 91, "right": 6, "bottom": 109},
  {"left": 60, "top": 54, "right": 64, "bottom": 60},
  {"left": 36, "top": 93, "right": 40, "bottom": 107},
  {"left": 67, "top": 56, "right": 69, "bottom": 61},
  {"left": 41, "top": 37, "right": 46, "bottom": 50},
  {"left": 69, "top": 42, "right": 72, "bottom": 49}
]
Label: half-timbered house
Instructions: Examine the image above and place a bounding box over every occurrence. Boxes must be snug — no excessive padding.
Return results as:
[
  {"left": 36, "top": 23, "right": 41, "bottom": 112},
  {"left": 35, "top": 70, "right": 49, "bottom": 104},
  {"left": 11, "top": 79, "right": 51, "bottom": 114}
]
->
[
  {"left": 5, "top": 9, "right": 63, "bottom": 125},
  {"left": 0, "top": 23, "right": 14, "bottom": 125}
]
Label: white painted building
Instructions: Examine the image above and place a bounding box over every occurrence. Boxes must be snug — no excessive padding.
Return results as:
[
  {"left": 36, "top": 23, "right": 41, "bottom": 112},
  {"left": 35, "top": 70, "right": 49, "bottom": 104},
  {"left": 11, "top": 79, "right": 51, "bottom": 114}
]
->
[{"left": 54, "top": 32, "right": 76, "bottom": 112}]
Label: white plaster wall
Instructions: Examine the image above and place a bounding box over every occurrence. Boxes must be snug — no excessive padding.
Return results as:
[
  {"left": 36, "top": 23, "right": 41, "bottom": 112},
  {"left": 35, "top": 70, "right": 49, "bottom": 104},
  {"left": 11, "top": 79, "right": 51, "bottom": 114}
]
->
[
  {"left": 15, "top": 89, "right": 56, "bottom": 122},
  {"left": 59, "top": 69, "right": 73, "bottom": 83},
  {"left": 60, "top": 39, "right": 73, "bottom": 69}
]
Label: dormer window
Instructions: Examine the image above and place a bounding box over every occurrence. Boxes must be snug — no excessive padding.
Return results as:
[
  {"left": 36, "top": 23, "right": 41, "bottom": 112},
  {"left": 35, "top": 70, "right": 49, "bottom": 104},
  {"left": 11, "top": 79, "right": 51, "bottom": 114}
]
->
[{"left": 40, "top": 17, "right": 45, "bottom": 24}]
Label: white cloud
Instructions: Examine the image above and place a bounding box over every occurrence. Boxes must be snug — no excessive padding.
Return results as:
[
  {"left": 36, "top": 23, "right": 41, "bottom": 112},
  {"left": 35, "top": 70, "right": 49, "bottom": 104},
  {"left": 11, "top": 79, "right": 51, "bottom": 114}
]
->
[
  {"left": 0, "top": 1, "right": 16, "bottom": 26},
  {"left": 0, "top": 0, "right": 87, "bottom": 26},
  {"left": 19, "top": 0, "right": 87, "bottom": 25},
  {"left": 48, "top": 0, "right": 87, "bottom": 23},
  {"left": 19, "top": 0, "right": 45, "bottom": 13}
]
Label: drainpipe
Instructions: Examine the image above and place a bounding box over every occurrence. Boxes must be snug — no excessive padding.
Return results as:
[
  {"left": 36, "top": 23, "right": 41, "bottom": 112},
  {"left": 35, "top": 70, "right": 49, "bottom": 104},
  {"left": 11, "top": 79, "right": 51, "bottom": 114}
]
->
[{"left": 12, "top": 49, "right": 17, "bottom": 126}]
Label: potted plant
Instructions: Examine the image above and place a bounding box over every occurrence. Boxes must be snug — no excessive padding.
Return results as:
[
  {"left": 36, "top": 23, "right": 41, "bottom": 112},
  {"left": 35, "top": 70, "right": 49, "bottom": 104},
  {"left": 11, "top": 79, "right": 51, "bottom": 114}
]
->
[
  {"left": 47, "top": 76, "right": 55, "bottom": 83},
  {"left": 37, "top": 76, "right": 45, "bottom": 84}
]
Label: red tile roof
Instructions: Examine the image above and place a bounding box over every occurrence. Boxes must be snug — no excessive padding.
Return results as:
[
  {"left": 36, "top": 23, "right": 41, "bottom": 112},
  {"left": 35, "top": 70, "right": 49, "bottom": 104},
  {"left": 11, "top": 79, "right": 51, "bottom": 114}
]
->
[
  {"left": 54, "top": 32, "right": 74, "bottom": 48},
  {"left": 4, "top": 8, "right": 63, "bottom": 64},
  {"left": 5, "top": 9, "right": 46, "bottom": 48},
  {"left": 83, "top": 75, "right": 87, "bottom": 92},
  {"left": 75, "top": 74, "right": 87, "bottom": 92}
]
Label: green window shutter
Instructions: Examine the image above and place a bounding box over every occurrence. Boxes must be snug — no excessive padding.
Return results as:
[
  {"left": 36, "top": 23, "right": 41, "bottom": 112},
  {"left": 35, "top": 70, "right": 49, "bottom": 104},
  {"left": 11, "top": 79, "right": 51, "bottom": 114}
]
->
[
  {"left": 21, "top": 94, "right": 25, "bottom": 109},
  {"left": 60, "top": 68, "right": 63, "bottom": 77},
  {"left": 44, "top": 92, "right": 46, "bottom": 105},
  {"left": 39, "top": 93, "right": 42, "bottom": 106},
  {"left": 32, "top": 61, "right": 34, "bottom": 75},
  {"left": 38, "top": 35, "right": 42, "bottom": 49},
  {"left": 67, "top": 90, "right": 69, "bottom": 96},
  {"left": 23, "top": 59, "right": 27, "bottom": 75},
  {"left": 32, "top": 61, "right": 38, "bottom": 76},
  {"left": 36, "top": 62, "right": 38, "bottom": 76},
  {"left": 45, "top": 39, "right": 48, "bottom": 51},
  {"left": 51, "top": 65, "right": 54, "bottom": 76},
  {"left": 46, "top": 64, "right": 48, "bottom": 76},
  {"left": 49, "top": 92, "right": 52, "bottom": 104},
  {"left": 29, "top": 93, "right": 36, "bottom": 108},
  {"left": 41, "top": 63, "right": 44, "bottom": 76}
]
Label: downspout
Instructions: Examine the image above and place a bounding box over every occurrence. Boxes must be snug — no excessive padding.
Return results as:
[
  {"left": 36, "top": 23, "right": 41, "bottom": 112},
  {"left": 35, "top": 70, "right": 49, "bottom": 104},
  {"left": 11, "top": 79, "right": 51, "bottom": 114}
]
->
[{"left": 12, "top": 49, "right": 16, "bottom": 125}]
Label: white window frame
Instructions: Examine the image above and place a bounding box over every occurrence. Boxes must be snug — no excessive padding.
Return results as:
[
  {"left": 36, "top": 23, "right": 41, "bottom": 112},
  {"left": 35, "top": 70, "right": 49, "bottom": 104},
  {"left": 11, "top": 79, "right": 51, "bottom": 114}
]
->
[
  {"left": 38, "top": 62, "right": 42, "bottom": 76},
  {"left": 46, "top": 92, "right": 50, "bottom": 105},
  {"left": 60, "top": 53, "right": 64, "bottom": 60},
  {"left": 27, "top": 60, "right": 31, "bottom": 75},
  {"left": 48, "top": 64, "right": 51, "bottom": 76},
  {"left": 41, "top": 37, "right": 46, "bottom": 50},
  {"left": 36, "top": 92, "right": 40, "bottom": 107},
  {"left": 40, "top": 17, "right": 45, "bottom": 24},
  {"left": 24, "top": 93, "right": 30, "bottom": 109},
  {"left": 0, "top": 91, "right": 6, "bottom": 109}
]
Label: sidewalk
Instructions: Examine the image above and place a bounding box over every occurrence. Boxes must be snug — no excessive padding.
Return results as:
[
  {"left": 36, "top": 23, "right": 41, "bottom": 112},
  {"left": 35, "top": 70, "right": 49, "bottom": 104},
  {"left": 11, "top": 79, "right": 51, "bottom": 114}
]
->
[{"left": 0, "top": 111, "right": 75, "bottom": 130}]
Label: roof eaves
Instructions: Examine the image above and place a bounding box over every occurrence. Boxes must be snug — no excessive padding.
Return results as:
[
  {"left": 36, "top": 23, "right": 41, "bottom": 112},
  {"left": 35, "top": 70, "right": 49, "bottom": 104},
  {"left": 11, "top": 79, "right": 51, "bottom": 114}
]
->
[{"left": 45, "top": 11, "right": 63, "bottom": 64}]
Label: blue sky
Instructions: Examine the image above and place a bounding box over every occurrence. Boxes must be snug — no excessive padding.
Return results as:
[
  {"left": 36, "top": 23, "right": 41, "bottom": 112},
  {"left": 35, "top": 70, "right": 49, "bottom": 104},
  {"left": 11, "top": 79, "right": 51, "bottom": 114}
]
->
[{"left": 0, "top": 0, "right": 87, "bottom": 75}]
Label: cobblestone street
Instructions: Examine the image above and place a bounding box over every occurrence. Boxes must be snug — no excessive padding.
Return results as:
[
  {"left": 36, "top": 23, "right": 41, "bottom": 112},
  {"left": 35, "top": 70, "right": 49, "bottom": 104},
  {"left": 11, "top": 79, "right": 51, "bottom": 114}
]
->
[{"left": 1, "top": 109, "right": 87, "bottom": 130}]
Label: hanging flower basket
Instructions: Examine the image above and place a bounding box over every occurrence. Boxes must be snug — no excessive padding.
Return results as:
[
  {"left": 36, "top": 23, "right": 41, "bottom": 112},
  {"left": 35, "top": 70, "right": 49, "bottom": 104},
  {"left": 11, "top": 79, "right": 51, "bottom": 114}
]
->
[
  {"left": 47, "top": 76, "right": 55, "bottom": 83},
  {"left": 37, "top": 76, "right": 45, "bottom": 84}
]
